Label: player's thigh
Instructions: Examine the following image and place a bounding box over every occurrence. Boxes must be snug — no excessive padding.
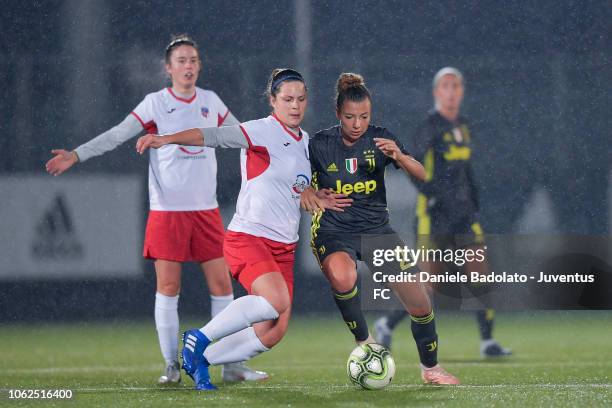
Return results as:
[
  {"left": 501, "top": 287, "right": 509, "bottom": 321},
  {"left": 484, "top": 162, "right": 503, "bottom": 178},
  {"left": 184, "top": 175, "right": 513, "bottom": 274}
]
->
[
  {"left": 155, "top": 259, "right": 182, "bottom": 296},
  {"left": 251, "top": 271, "right": 291, "bottom": 314},
  {"left": 200, "top": 257, "right": 232, "bottom": 296},
  {"left": 253, "top": 306, "right": 292, "bottom": 349},
  {"left": 322, "top": 251, "right": 358, "bottom": 292},
  {"left": 387, "top": 279, "right": 432, "bottom": 316}
]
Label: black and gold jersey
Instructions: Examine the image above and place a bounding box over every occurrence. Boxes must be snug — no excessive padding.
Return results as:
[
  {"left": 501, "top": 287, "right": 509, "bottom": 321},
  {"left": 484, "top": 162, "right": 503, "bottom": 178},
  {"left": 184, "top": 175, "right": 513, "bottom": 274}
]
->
[
  {"left": 413, "top": 110, "right": 480, "bottom": 223},
  {"left": 309, "top": 125, "right": 409, "bottom": 234}
]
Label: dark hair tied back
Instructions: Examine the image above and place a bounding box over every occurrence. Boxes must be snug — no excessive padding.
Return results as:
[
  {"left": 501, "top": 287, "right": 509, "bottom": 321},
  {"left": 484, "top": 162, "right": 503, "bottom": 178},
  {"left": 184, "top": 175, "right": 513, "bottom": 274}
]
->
[{"left": 336, "top": 73, "right": 371, "bottom": 110}]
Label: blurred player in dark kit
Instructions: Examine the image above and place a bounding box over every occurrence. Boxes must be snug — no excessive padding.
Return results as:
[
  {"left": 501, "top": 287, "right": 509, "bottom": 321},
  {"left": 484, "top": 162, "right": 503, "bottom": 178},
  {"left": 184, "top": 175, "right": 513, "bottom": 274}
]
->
[{"left": 374, "top": 67, "right": 512, "bottom": 358}]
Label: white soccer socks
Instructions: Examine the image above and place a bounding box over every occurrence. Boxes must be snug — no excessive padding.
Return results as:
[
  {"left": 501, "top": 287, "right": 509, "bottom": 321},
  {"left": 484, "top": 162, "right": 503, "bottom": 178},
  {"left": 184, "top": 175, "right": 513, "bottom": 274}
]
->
[
  {"left": 154, "top": 292, "right": 180, "bottom": 365},
  {"left": 210, "top": 293, "right": 234, "bottom": 318},
  {"left": 204, "top": 326, "right": 269, "bottom": 365},
  {"left": 199, "top": 295, "right": 279, "bottom": 341}
]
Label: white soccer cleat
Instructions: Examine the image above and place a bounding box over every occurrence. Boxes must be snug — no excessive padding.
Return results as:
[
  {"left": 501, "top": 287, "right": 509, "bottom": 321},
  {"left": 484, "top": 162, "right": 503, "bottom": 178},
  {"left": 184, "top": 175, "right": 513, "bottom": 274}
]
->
[
  {"left": 158, "top": 361, "right": 181, "bottom": 384},
  {"left": 222, "top": 362, "right": 269, "bottom": 382}
]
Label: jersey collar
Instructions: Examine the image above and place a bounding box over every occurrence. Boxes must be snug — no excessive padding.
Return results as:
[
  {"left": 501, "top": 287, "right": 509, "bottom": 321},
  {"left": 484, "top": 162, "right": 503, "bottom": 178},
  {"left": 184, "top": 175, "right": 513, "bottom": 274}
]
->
[
  {"left": 271, "top": 113, "right": 303, "bottom": 142},
  {"left": 167, "top": 87, "right": 197, "bottom": 104}
]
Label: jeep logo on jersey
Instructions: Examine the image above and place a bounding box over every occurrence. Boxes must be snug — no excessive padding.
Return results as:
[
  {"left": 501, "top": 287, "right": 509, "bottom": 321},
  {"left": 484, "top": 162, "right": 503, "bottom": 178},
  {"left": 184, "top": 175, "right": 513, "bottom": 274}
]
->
[
  {"left": 345, "top": 158, "right": 358, "bottom": 174},
  {"left": 292, "top": 174, "right": 310, "bottom": 195},
  {"left": 201, "top": 106, "right": 209, "bottom": 118},
  {"left": 335, "top": 180, "right": 377, "bottom": 195}
]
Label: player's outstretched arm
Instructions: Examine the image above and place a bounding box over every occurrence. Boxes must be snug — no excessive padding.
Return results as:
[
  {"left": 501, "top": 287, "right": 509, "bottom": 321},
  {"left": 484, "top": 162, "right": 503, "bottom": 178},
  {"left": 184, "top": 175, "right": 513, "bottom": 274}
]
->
[
  {"left": 136, "top": 128, "right": 203, "bottom": 154},
  {"left": 373, "top": 137, "right": 426, "bottom": 181},
  {"left": 136, "top": 126, "right": 250, "bottom": 154},
  {"left": 46, "top": 114, "right": 142, "bottom": 175}
]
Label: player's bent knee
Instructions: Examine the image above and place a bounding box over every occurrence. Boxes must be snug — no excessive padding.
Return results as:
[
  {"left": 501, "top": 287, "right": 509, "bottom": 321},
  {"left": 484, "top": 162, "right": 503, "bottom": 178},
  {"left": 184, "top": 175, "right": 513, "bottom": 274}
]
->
[
  {"left": 323, "top": 253, "right": 357, "bottom": 292},
  {"left": 327, "top": 269, "right": 357, "bottom": 293},
  {"left": 252, "top": 272, "right": 291, "bottom": 314},
  {"left": 266, "top": 293, "right": 290, "bottom": 315},
  {"left": 408, "top": 305, "right": 432, "bottom": 317}
]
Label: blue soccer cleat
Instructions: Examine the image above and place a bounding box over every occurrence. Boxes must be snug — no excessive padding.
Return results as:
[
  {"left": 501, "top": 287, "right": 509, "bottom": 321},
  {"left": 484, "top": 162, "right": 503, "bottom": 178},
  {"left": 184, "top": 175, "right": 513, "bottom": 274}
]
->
[
  {"left": 181, "top": 329, "right": 216, "bottom": 390},
  {"left": 193, "top": 360, "right": 217, "bottom": 391}
]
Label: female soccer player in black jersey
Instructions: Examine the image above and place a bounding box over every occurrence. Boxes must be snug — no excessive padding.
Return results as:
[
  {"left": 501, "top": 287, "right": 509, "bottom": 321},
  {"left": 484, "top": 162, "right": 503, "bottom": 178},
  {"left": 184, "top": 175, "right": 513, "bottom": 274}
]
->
[
  {"left": 303, "top": 73, "right": 459, "bottom": 384},
  {"left": 373, "top": 67, "right": 512, "bottom": 358}
]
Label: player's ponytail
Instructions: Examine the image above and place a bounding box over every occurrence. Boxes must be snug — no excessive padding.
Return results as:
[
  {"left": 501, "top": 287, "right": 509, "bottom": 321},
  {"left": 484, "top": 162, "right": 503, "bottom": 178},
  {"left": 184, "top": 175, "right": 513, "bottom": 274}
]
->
[{"left": 336, "top": 73, "right": 371, "bottom": 111}]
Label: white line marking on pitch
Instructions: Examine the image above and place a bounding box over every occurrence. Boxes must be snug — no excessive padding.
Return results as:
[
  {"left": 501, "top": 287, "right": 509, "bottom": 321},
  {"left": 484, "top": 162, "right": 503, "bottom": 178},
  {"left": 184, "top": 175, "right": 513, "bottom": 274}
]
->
[
  {"left": 6, "top": 360, "right": 611, "bottom": 375},
  {"left": 223, "top": 384, "right": 612, "bottom": 390},
  {"left": 1, "top": 384, "right": 606, "bottom": 394}
]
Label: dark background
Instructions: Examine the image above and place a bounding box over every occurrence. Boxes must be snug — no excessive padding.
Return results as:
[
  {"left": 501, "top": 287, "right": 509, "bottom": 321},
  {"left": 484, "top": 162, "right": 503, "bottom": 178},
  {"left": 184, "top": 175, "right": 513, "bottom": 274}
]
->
[{"left": 1, "top": 0, "right": 610, "bottom": 320}]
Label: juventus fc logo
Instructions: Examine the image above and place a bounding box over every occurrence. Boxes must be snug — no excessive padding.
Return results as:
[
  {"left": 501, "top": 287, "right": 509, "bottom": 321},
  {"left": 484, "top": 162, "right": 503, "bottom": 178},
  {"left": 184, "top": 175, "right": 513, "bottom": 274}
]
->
[
  {"left": 346, "top": 321, "right": 357, "bottom": 330},
  {"left": 364, "top": 150, "right": 376, "bottom": 173},
  {"left": 427, "top": 341, "right": 438, "bottom": 352}
]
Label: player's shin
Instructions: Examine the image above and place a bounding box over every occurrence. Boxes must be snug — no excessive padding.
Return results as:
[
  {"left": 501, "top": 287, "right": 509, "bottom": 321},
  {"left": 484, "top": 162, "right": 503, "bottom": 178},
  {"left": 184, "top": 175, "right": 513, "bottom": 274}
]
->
[
  {"left": 333, "top": 284, "right": 371, "bottom": 343},
  {"left": 410, "top": 311, "right": 438, "bottom": 368},
  {"left": 154, "top": 292, "right": 180, "bottom": 365},
  {"left": 203, "top": 327, "right": 269, "bottom": 365},
  {"left": 476, "top": 308, "right": 495, "bottom": 340},
  {"left": 200, "top": 295, "right": 279, "bottom": 341}
]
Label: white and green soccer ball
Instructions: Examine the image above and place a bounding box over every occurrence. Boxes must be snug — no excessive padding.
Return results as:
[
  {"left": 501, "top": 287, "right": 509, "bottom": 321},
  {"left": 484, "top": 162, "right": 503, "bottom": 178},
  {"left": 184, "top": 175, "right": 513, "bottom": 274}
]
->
[{"left": 347, "top": 343, "right": 396, "bottom": 390}]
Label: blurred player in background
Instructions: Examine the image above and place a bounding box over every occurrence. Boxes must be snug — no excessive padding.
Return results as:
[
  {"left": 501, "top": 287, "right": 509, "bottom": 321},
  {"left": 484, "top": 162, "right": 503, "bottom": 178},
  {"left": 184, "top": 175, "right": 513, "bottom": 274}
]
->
[
  {"left": 307, "top": 73, "right": 460, "bottom": 385},
  {"left": 136, "top": 68, "right": 350, "bottom": 390},
  {"left": 45, "top": 34, "right": 267, "bottom": 383},
  {"left": 374, "top": 67, "right": 512, "bottom": 358}
]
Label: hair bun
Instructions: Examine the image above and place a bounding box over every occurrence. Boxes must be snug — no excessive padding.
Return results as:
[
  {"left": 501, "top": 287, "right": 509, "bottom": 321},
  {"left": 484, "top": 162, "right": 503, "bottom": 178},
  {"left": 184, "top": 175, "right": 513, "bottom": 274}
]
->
[{"left": 337, "top": 73, "right": 365, "bottom": 92}]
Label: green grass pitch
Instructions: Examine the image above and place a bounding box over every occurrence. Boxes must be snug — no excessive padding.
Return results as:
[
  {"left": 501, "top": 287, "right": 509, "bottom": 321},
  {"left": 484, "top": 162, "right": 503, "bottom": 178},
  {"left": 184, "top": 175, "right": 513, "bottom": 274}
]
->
[{"left": 1, "top": 312, "right": 610, "bottom": 407}]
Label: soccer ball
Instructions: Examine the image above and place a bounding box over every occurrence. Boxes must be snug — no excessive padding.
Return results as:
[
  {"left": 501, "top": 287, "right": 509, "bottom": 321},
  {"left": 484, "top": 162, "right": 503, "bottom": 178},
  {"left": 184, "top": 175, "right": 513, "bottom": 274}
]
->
[{"left": 346, "top": 343, "right": 396, "bottom": 390}]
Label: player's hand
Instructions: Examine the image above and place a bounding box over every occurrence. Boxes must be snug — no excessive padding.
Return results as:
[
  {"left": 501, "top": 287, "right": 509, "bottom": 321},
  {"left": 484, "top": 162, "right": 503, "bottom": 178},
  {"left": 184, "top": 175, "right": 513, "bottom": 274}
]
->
[
  {"left": 300, "top": 187, "right": 326, "bottom": 214},
  {"left": 315, "top": 188, "right": 353, "bottom": 212},
  {"left": 136, "top": 134, "right": 168, "bottom": 154},
  {"left": 45, "top": 149, "right": 78, "bottom": 176},
  {"left": 373, "top": 138, "right": 401, "bottom": 161}
]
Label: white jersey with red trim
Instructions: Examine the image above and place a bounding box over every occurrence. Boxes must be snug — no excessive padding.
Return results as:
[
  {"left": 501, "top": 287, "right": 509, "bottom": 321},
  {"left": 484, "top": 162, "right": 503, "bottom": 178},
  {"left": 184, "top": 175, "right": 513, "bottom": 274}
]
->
[
  {"left": 131, "top": 87, "right": 230, "bottom": 211},
  {"left": 228, "top": 115, "right": 311, "bottom": 243}
]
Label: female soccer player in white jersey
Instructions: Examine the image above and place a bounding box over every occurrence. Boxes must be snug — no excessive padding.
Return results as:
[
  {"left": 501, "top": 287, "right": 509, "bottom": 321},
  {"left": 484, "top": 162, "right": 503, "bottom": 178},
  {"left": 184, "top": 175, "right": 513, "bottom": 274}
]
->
[
  {"left": 136, "top": 68, "right": 351, "bottom": 390},
  {"left": 45, "top": 35, "right": 267, "bottom": 384}
]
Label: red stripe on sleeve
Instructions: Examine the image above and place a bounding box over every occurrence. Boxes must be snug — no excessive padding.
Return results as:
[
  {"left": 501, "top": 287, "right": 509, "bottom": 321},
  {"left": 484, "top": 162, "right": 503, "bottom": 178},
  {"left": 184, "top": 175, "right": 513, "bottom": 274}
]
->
[
  {"left": 131, "top": 111, "right": 146, "bottom": 128},
  {"left": 239, "top": 125, "right": 253, "bottom": 149},
  {"left": 132, "top": 112, "right": 157, "bottom": 134}
]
